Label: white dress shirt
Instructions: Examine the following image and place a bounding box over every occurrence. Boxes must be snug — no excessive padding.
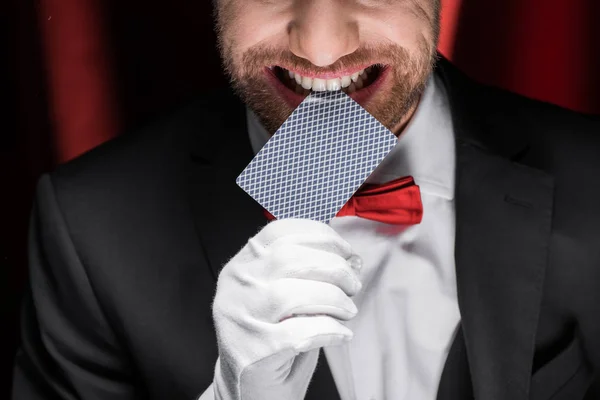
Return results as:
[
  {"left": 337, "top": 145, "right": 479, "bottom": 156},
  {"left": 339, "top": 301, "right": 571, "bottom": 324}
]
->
[{"left": 245, "top": 73, "right": 460, "bottom": 400}]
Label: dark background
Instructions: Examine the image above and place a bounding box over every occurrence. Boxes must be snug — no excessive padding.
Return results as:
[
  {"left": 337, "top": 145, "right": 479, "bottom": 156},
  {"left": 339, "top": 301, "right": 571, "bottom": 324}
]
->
[{"left": 2, "top": 0, "right": 600, "bottom": 398}]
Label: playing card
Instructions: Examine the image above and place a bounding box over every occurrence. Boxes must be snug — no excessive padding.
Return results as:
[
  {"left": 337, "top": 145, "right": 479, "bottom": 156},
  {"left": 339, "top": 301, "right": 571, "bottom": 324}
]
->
[{"left": 236, "top": 90, "right": 397, "bottom": 223}]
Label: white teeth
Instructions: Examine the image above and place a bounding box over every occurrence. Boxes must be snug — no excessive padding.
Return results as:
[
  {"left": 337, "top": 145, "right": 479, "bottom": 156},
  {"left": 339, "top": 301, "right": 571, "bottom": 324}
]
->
[
  {"left": 327, "top": 78, "right": 341, "bottom": 91},
  {"left": 301, "top": 76, "right": 313, "bottom": 90},
  {"left": 340, "top": 76, "right": 352, "bottom": 88},
  {"left": 284, "top": 67, "right": 372, "bottom": 91},
  {"left": 312, "top": 78, "right": 327, "bottom": 91}
]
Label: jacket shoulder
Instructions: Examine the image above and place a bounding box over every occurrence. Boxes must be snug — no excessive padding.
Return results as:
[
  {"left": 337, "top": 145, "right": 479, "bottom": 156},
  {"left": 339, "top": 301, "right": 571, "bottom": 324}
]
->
[
  {"left": 437, "top": 57, "right": 600, "bottom": 151},
  {"left": 469, "top": 74, "right": 600, "bottom": 153},
  {"left": 496, "top": 87, "right": 598, "bottom": 139},
  {"left": 48, "top": 88, "right": 241, "bottom": 203}
]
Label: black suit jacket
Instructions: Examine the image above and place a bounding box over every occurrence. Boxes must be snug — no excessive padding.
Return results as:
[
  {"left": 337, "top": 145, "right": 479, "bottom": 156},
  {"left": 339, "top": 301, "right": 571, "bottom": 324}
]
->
[{"left": 11, "top": 58, "right": 600, "bottom": 400}]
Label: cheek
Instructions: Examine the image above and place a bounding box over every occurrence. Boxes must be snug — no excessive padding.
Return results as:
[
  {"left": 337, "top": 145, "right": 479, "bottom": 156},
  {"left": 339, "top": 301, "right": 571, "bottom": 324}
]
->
[
  {"left": 361, "top": 11, "right": 434, "bottom": 53},
  {"left": 225, "top": 4, "right": 290, "bottom": 64}
]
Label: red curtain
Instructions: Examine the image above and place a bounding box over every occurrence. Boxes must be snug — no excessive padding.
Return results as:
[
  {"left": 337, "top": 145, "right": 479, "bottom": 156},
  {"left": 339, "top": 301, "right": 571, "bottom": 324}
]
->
[
  {"left": 35, "top": 0, "right": 600, "bottom": 164},
  {"left": 441, "top": 0, "right": 600, "bottom": 116},
  {"left": 37, "top": 0, "right": 121, "bottom": 164},
  {"left": 37, "top": 0, "right": 225, "bottom": 163}
]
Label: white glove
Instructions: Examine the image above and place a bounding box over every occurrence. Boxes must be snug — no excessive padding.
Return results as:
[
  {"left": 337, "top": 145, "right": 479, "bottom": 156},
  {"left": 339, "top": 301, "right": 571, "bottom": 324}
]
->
[{"left": 211, "top": 219, "right": 363, "bottom": 400}]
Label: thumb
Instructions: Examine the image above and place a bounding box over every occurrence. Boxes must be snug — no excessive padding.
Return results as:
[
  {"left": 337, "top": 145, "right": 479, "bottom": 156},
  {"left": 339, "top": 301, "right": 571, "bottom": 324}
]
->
[{"left": 277, "top": 315, "right": 354, "bottom": 354}]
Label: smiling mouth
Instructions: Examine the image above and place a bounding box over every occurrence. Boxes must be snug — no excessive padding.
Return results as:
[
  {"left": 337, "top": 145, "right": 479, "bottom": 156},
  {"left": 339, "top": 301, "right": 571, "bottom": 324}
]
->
[{"left": 272, "top": 64, "right": 384, "bottom": 96}]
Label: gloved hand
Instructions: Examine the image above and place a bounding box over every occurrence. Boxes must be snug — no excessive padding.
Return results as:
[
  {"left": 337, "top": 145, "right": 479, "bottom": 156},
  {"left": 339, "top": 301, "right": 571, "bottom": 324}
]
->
[{"left": 211, "top": 219, "right": 363, "bottom": 400}]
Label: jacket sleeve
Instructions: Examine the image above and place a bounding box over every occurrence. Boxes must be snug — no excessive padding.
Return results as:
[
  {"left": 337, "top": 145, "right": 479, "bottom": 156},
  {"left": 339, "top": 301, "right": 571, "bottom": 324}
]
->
[{"left": 12, "top": 174, "right": 138, "bottom": 399}]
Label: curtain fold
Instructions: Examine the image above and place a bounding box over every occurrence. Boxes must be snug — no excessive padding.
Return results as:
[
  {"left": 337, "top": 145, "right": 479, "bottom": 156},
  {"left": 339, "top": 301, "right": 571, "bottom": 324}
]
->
[
  {"left": 37, "top": 0, "right": 120, "bottom": 163},
  {"left": 449, "top": 0, "right": 600, "bottom": 115}
]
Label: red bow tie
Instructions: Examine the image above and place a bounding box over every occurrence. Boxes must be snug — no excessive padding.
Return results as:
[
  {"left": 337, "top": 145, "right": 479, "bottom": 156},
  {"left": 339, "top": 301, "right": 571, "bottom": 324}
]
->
[{"left": 263, "top": 176, "right": 423, "bottom": 225}]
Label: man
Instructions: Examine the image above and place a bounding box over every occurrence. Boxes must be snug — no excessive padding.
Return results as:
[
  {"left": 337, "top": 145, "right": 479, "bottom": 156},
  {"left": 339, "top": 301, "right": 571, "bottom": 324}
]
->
[{"left": 11, "top": 0, "right": 600, "bottom": 399}]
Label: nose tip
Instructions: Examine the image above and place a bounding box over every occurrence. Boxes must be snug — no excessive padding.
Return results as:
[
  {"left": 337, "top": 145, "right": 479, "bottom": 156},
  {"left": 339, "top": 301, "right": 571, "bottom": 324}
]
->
[
  {"left": 292, "top": 46, "right": 350, "bottom": 67},
  {"left": 307, "top": 50, "right": 339, "bottom": 68},
  {"left": 288, "top": 6, "right": 359, "bottom": 67}
]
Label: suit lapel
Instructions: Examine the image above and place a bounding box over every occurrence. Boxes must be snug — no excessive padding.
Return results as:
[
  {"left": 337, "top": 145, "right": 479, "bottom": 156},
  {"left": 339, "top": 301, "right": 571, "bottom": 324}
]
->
[
  {"left": 438, "top": 58, "right": 555, "bottom": 400},
  {"left": 454, "top": 142, "right": 553, "bottom": 400},
  {"left": 186, "top": 106, "right": 266, "bottom": 280},
  {"left": 437, "top": 326, "right": 473, "bottom": 400},
  {"left": 185, "top": 91, "right": 343, "bottom": 398}
]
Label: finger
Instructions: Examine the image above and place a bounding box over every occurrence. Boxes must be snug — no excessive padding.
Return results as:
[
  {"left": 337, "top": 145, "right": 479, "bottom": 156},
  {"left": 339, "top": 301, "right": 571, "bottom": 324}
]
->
[
  {"left": 276, "top": 315, "right": 354, "bottom": 354},
  {"left": 268, "top": 244, "right": 362, "bottom": 296},
  {"left": 266, "top": 278, "right": 359, "bottom": 323},
  {"left": 274, "top": 234, "right": 360, "bottom": 265},
  {"left": 255, "top": 219, "right": 356, "bottom": 260}
]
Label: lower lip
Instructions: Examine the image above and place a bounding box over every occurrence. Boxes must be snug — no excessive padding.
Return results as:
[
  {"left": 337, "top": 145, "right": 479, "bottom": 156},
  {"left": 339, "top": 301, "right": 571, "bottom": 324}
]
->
[{"left": 264, "top": 66, "right": 391, "bottom": 109}]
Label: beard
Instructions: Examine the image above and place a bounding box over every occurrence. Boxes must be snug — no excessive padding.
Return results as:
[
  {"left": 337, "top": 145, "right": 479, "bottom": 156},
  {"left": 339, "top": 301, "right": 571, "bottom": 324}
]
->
[{"left": 217, "top": 33, "right": 437, "bottom": 136}]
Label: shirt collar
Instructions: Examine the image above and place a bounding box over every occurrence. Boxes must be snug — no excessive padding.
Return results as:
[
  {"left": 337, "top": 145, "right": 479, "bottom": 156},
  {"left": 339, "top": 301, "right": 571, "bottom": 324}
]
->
[{"left": 246, "top": 72, "right": 455, "bottom": 200}]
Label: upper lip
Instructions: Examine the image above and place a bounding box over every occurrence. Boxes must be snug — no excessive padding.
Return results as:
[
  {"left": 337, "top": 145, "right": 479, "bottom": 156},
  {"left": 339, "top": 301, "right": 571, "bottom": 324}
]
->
[{"left": 271, "top": 63, "right": 378, "bottom": 80}]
